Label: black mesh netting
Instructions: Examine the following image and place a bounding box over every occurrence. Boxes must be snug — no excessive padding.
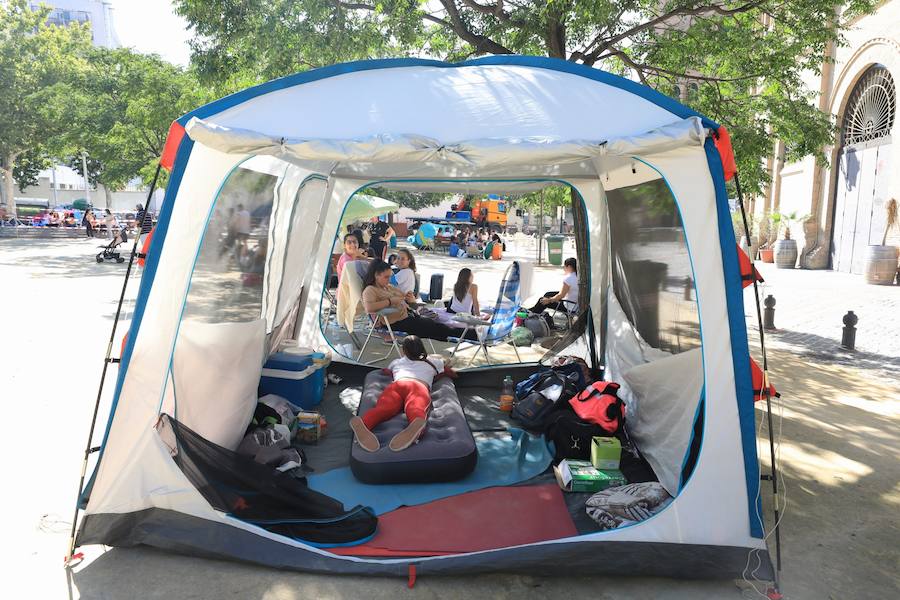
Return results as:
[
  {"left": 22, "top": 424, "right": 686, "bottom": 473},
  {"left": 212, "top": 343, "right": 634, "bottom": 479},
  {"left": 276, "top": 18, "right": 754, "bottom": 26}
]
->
[{"left": 157, "top": 414, "right": 377, "bottom": 546}]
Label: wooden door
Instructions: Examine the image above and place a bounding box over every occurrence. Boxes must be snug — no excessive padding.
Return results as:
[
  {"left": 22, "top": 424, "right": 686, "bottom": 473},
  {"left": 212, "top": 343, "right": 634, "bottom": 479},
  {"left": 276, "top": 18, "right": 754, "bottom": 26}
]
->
[{"left": 831, "top": 144, "right": 890, "bottom": 273}]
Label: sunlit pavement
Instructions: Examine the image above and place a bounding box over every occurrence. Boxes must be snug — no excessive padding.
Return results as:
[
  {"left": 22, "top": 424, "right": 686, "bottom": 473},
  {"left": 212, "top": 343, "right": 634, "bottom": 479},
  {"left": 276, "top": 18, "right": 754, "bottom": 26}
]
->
[{"left": 1, "top": 235, "right": 897, "bottom": 599}]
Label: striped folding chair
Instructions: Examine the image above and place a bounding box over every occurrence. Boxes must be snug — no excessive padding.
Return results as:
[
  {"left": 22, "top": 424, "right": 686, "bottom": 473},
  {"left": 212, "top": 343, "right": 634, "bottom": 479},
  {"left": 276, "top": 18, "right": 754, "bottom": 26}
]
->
[{"left": 448, "top": 261, "right": 522, "bottom": 366}]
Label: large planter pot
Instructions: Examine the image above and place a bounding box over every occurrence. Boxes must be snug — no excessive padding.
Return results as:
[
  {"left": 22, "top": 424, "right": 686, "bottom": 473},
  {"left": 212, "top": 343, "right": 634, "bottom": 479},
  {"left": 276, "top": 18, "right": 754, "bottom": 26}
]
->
[
  {"left": 759, "top": 248, "right": 775, "bottom": 263},
  {"left": 773, "top": 239, "right": 798, "bottom": 269},
  {"left": 863, "top": 245, "right": 899, "bottom": 285}
]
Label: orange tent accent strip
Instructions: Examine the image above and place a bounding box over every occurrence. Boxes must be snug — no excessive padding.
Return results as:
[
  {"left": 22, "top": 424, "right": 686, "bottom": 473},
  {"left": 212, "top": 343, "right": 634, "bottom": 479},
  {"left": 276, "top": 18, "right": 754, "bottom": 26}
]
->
[
  {"left": 750, "top": 357, "right": 777, "bottom": 401},
  {"left": 160, "top": 121, "right": 186, "bottom": 171},
  {"left": 736, "top": 244, "right": 764, "bottom": 288},
  {"left": 138, "top": 227, "right": 154, "bottom": 268},
  {"left": 714, "top": 126, "right": 737, "bottom": 182}
]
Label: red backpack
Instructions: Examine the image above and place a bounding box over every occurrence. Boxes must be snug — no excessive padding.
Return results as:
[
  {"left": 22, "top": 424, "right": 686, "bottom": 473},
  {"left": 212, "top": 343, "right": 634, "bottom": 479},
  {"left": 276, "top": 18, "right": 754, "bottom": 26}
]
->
[{"left": 568, "top": 381, "right": 625, "bottom": 434}]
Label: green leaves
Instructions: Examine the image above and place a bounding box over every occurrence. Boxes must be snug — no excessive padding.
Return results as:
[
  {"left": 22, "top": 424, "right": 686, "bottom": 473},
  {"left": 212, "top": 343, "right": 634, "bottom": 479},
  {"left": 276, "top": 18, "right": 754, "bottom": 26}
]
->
[
  {"left": 0, "top": 0, "right": 93, "bottom": 208},
  {"left": 172, "top": 1, "right": 876, "bottom": 203},
  {"left": 64, "top": 48, "right": 213, "bottom": 190}
]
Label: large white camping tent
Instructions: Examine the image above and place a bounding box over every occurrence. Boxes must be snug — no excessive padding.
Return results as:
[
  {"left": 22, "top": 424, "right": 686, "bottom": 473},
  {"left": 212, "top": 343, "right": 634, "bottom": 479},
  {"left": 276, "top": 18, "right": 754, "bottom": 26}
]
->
[{"left": 70, "top": 57, "right": 774, "bottom": 581}]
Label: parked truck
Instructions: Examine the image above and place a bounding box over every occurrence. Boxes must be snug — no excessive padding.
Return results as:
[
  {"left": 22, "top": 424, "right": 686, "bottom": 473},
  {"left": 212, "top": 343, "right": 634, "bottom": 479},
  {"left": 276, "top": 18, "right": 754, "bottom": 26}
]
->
[{"left": 447, "top": 194, "right": 508, "bottom": 231}]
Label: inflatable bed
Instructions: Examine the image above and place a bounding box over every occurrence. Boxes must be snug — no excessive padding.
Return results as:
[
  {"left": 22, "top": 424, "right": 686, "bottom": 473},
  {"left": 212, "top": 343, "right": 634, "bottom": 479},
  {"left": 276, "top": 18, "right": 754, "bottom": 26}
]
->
[{"left": 350, "top": 370, "right": 478, "bottom": 484}]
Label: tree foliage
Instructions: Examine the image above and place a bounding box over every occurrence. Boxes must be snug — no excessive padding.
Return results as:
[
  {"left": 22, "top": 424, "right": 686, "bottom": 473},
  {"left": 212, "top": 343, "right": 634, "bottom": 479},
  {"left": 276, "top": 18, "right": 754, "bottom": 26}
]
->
[
  {"left": 362, "top": 186, "right": 453, "bottom": 212},
  {"left": 0, "top": 0, "right": 92, "bottom": 214},
  {"left": 64, "top": 48, "right": 212, "bottom": 191},
  {"left": 176, "top": 0, "right": 878, "bottom": 196}
]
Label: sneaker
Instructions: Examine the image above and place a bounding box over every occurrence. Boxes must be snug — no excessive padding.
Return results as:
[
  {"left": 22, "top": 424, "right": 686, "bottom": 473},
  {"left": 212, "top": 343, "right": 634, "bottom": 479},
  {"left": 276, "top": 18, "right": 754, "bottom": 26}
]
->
[
  {"left": 349, "top": 416, "right": 379, "bottom": 452},
  {"left": 388, "top": 417, "right": 427, "bottom": 451}
]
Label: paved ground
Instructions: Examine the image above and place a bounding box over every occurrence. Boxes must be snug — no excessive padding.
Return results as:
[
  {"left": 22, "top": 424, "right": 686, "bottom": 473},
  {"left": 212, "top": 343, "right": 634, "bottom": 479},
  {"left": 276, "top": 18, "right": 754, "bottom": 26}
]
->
[
  {"left": 748, "top": 262, "right": 900, "bottom": 376},
  {"left": 1, "top": 235, "right": 898, "bottom": 599}
]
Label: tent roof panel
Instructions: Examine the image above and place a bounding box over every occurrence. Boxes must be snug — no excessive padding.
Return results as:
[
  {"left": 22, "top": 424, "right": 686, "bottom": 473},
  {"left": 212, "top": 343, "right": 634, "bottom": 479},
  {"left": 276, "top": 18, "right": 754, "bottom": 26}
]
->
[{"left": 176, "top": 57, "right": 714, "bottom": 143}]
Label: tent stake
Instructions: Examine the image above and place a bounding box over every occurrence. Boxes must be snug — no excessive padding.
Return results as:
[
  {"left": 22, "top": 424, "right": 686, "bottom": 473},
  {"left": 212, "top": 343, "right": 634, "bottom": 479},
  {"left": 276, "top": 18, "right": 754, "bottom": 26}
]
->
[
  {"left": 734, "top": 173, "right": 782, "bottom": 581},
  {"left": 65, "top": 163, "right": 163, "bottom": 565}
]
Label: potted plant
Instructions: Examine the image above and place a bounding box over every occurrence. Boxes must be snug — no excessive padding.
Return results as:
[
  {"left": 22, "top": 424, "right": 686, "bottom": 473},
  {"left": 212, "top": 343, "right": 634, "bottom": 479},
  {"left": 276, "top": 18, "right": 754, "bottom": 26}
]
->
[
  {"left": 863, "top": 198, "right": 899, "bottom": 285},
  {"left": 772, "top": 211, "right": 806, "bottom": 269},
  {"left": 732, "top": 211, "right": 759, "bottom": 260},
  {"left": 758, "top": 213, "right": 777, "bottom": 263}
]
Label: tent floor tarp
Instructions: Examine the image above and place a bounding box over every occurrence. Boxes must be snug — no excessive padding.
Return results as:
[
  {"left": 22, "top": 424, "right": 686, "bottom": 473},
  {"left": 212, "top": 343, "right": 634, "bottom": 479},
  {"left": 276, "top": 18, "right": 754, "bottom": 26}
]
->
[{"left": 77, "top": 507, "right": 773, "bottom": 579}]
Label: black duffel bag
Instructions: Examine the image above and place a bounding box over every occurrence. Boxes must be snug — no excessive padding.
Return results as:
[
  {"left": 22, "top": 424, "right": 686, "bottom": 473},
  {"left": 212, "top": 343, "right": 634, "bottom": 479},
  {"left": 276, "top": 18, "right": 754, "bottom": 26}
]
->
[
  {"left": 511, "top": 370, "right": 580, "bottom": 431},
  {"left": 544, "top": 408, "right": 609, "bottom": 463}
]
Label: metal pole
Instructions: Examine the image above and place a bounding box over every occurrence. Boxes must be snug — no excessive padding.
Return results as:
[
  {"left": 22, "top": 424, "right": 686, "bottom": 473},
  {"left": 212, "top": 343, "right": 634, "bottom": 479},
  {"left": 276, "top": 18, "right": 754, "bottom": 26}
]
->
[
  {"left": 65, "top": 163, "right": 162, "bottom": 565},
  {"left": 538, "top": 189, "right": 544, "bottom": 265},
  {"left": 735, "top": 172, "right": 782, "bottom": 582},
  {"left": 81, "top": 151, "right": 91, "bottom": 207}
]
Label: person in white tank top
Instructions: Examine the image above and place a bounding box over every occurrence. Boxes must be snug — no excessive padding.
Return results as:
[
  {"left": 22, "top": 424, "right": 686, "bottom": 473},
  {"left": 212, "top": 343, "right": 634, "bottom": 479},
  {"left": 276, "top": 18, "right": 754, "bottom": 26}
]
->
[{"left": 447, "top": 267, "right": 481, "bottom": 315}]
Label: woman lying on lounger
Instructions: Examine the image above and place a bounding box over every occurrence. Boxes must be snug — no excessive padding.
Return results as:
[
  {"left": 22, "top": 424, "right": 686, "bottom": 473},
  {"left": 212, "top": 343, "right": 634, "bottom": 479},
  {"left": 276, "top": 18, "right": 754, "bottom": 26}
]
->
[
  {"left": 361, "top": 260, "right": 478, "bottom": 342},
  {"left": 350, "top": 336, "right": 455, "bottom": 452}
]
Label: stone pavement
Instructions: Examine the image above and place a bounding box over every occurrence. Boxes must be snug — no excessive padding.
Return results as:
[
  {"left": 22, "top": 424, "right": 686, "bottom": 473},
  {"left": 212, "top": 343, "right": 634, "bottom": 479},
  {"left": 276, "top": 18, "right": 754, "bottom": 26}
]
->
[
  {"left": 1, "top": 236, "right": 897, "bottom": 599},
  {"left": 745, "top": 262, "right": 900, "bottom": 376}
]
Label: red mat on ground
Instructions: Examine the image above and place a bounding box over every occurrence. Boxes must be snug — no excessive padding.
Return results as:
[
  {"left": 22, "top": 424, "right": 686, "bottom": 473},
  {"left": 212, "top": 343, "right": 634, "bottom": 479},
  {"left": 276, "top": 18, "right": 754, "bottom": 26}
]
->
[{"left": 331, "top": 484, "right": 577, "bottom": 556}]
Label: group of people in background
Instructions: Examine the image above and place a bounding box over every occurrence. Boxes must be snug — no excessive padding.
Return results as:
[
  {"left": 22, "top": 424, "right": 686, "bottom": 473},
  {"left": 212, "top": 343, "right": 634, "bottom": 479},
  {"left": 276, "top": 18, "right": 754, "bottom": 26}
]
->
[
  {"left": 343, "top": 219, "right": 397, "bottom": 262},
  {"left": 442, "top": 226, "right": 503, "bottom": 260},
  {"left": 332, "top": 216, "right": 578, "bottom": 347}
]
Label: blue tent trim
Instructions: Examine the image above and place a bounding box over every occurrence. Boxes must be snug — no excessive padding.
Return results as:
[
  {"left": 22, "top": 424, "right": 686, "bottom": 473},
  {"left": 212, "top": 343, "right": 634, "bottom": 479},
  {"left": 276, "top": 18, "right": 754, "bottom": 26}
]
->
[
  {"left": 174, "top": 56, "right": 718, "bottom": 131},
  {"left": 89, "top": 135, "right": 197, "bottom": 480},
  {"left": 704, "top": 138, "right": 764, "bottom": 539}
]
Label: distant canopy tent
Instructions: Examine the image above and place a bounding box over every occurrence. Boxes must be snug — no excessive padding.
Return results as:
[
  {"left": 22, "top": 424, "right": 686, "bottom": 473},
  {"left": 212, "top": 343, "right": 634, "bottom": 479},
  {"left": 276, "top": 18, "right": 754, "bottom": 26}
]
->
[
  {"left": 69, "top": 57, "right": 774, "bottom": 583},
  {"left": 342, "top": 194, "right": 399, "bottom": 223}
]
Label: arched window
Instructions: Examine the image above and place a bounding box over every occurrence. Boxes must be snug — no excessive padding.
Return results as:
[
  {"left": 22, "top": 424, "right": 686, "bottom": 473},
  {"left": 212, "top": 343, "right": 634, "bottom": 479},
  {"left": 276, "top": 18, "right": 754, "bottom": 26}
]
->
[{"left": 842, "top": 66, "right": 896, "bottom": 147}]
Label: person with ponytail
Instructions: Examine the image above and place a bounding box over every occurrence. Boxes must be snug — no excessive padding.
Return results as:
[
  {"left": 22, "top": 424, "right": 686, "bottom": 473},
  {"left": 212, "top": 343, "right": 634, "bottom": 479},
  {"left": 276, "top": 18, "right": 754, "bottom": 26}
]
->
[
  {"left": 349, "top": 336, "right": 455, "bottom": 452},
  {"left": 446, "top": 267, "right": 483, "bottom": 316}
]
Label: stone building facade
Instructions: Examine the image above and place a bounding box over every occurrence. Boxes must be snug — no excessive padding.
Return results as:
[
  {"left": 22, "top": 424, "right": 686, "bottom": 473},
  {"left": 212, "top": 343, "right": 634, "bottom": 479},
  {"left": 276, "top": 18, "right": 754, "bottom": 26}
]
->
[{"left": 762, "top": 2, "right": 899, "bottom": 273}]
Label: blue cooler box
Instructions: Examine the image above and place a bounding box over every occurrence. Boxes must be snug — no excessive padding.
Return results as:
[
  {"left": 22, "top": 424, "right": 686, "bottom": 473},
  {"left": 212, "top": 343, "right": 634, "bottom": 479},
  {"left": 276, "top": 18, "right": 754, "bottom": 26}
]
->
[{"left": 259, "top": 349, "right": 326, "bottom": 409}]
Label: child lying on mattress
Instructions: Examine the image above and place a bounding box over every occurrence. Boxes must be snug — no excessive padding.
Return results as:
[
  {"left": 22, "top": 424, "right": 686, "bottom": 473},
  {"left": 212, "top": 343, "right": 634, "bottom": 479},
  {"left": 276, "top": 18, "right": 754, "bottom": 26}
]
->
[{"left": 349, "top": 335, "right": 455, "bottom": 453}]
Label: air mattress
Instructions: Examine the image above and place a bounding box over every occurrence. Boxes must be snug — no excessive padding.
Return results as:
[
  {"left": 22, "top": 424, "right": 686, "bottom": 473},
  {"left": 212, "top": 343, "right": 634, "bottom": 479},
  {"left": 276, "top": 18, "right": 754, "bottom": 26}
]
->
[{"left": 350, "top": 370, "right": 477, "bottom": 484}]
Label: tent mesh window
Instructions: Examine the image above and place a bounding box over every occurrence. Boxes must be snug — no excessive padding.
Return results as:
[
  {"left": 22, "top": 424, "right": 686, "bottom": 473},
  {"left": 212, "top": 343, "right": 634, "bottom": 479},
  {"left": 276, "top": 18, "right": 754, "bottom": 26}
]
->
[
  {"left": 842, "top": 66, "right": 896, "bottom": 147},
  {"left": 183, "top": 164, "right": 278, "bottom": 323},
  {"left": 606, "top": 177, "right": 703, "bottom": 485},
  {"left": 606, "top": 178, "right": 701, "bottom": 354},
  {"left": 156, "top": 414, "right": 377, "bottom": 545}
]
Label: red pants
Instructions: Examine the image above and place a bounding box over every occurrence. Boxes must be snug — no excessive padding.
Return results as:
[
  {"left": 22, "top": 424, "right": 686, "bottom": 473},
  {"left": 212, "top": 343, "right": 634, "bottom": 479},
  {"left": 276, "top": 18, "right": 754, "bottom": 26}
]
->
[{"left": 362, "top": 380, "right": 431, "bottom": 430}]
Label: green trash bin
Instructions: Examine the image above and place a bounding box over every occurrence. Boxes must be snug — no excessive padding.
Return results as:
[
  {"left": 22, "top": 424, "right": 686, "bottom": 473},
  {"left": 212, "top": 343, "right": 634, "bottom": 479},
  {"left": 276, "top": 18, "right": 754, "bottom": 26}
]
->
[{"left": 545, "top": 235, "right": 565, "bottom": 266}]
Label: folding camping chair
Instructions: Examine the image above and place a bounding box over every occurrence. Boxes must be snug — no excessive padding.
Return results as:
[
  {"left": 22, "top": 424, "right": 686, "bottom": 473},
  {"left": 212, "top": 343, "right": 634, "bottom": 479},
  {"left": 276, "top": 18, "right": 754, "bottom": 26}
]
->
[
  {"left": 448, "top": 261, "right": 522, "bottom": 366},
  {"left": 321, "top": 253, "right": 342, "bottom": 326},
  {"left": 547, "top": 298, "right": 578, "bottom": 330},
  {"left": 357, "top": 307, "right": 404, "bottom": 365}
]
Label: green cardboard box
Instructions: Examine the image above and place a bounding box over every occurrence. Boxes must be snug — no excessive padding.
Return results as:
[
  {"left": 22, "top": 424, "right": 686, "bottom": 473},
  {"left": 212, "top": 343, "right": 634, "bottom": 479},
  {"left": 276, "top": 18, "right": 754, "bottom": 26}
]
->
[
  {"left": 590, "top": 436, "right": 622, "bottom": 470},
  {"left": 553, "top": 459, "right": 626, "bottom": 493}
]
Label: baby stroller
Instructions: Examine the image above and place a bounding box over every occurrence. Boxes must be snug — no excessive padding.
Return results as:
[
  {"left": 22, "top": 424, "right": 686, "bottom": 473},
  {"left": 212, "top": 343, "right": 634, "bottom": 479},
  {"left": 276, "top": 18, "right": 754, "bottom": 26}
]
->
[{"left": 96, "top": 228, "right": 128, "bottom": 263}]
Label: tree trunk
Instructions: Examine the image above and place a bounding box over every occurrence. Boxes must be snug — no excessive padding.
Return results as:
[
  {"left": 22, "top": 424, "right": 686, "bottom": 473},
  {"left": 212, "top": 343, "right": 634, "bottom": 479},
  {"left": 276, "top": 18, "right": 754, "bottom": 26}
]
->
[
  {"left": 103, "top": 184, "right": 114, "bottom": 209},
  {"left": 2, "top": 153, "right": 17, "bottom": 219}
]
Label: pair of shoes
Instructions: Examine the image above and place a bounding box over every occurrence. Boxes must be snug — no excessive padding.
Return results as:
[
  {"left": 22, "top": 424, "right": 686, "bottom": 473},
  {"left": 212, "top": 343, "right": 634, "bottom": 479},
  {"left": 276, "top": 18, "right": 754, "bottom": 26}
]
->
[
  {"left": 388, "top": 417, "right": 427, "bottom": 451},
  {"left": 349, "top": 416, "right": 379, "bottom": 452}
]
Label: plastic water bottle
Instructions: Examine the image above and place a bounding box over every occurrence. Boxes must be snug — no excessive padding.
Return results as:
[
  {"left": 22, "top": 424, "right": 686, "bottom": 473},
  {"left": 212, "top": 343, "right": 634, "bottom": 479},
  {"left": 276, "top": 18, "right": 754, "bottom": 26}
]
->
[{"left": 500, "top": 375, "right": 515, "bottom": 412}]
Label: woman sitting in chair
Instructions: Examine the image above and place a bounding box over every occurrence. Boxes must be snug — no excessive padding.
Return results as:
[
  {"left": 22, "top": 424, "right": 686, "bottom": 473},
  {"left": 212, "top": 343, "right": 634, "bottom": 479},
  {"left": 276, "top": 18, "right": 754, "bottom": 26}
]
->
[
  {"left": 336, "top": 233, "right": 368, "bottom": 281},
  {"left": 391, "top": 249, "right": 417, "bottom": 296},
  {"left": 446, "top": 268, "right": 486, "bottom": 317},
  {"left": 528, "top": 257, "right": 579, "bottom": 318},
  {"left": 362, "top": 261, "right": 477, "bottom": 342}
]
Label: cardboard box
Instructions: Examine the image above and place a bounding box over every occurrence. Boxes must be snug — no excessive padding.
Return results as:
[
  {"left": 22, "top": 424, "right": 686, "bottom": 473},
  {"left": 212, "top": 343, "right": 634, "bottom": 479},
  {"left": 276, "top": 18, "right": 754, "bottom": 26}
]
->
[
  {"left": 291, "top": 410, "right": 328, "bottom": 444},
  {"left": 590, "top": 436, "right": 622, "bottom": 470},
  {"left": 553, "top": 459, "right": 626, "bottom": 493}
]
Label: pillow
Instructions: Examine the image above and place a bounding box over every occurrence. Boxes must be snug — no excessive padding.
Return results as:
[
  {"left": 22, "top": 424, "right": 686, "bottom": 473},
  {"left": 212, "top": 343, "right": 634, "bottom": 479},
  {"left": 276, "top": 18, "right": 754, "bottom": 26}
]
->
[
  {"left": 622, "top": 348, "right": 703, "bottom": 496},
  {"left": 173, "top": 318, "right": 266, "bottom": 450}
]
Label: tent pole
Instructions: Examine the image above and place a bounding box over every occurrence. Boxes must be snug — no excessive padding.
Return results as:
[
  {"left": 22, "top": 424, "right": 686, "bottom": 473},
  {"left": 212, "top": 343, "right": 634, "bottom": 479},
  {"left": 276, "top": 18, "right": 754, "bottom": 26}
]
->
[
  {"left": 735, "top": 172, "right": 782, "bottom": 581},
  {"left": 537, "top": 189, "right": 544, "bottom": 265},
  {"left": 65, "top": 163, "right": 163, "bottom": 565}
]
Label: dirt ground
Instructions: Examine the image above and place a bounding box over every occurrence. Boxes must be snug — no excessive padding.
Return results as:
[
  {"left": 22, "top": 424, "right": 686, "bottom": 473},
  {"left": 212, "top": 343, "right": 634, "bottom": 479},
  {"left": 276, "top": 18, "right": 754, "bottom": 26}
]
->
[{"left": 1, "top": 235, "right": 897, "bottom": 599}]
